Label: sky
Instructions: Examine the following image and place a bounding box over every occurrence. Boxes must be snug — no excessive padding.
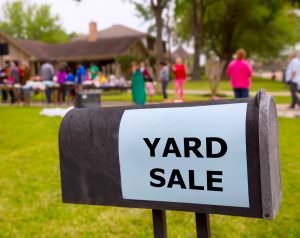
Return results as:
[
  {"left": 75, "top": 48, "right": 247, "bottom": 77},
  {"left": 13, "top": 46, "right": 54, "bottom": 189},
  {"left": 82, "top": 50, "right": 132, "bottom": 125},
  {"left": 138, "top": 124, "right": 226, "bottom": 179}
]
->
[
  {"left": 0, "top": 0, "right": 193, "bottom": 52},
  {"left": 0, "top": 0, "right": 149, "bottom": 34}
]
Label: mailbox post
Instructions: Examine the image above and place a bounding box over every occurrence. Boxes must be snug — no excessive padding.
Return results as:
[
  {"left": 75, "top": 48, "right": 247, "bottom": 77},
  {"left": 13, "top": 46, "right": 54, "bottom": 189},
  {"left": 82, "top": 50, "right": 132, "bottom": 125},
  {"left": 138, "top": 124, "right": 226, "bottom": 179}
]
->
[{"left": 59, "top": 90, "right": 281, "bottom": 237}]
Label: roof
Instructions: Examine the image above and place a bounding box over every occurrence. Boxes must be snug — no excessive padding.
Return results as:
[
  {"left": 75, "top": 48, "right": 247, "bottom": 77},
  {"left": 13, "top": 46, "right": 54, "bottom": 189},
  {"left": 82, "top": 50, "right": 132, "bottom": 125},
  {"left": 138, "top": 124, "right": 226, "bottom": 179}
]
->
[
  {"left": 73, "top": 24, "right": 147, "bottom": 42},
  {"left": 172, "top": 46, "right": 191, "bottom": 59},
  {"left": 0, "top": 31, "right": 34, "bottom": 58},
  {"left": 15, "top": 36, "right": 141, "bottom": 61},
  {"left": 14, "top": 38, "right": 51, "bottom": 60},
  {"left": 0, "top": 25, "right": 148, "bottom": 61}
]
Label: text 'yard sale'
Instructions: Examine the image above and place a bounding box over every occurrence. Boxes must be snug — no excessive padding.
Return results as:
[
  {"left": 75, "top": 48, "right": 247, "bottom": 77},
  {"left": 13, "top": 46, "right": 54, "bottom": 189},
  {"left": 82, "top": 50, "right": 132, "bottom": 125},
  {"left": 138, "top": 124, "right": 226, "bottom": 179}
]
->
[{"left": 144, "top": 137, "right": 227, "bottom": 191}]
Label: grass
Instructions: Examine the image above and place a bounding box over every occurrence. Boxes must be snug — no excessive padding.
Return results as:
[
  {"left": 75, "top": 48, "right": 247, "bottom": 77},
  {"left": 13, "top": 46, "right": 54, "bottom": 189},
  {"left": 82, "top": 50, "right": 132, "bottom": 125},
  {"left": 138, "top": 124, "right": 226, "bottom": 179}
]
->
[
  {"left": 30, "top": 76, "right": 290, "bottom": 104},
  {"left": 0, "top": 107, "right": 299, "bottom": 237},
  {"left": 273, "top": 96, "right": 292, "bottom": 104},
  {"left": 167, "top": 76, "right": 288, "bottom": 92}
]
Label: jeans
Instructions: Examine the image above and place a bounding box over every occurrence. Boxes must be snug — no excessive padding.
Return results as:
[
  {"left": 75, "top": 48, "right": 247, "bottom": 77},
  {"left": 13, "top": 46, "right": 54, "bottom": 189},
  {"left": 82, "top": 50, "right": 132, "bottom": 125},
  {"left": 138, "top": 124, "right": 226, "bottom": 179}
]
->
[
  {"left": 1, "top": 90, "right": 7, "bottom": 102},
  {"left": 289, "top": 82, "right": 300, "bottom": 108},
  {"left": 9, "top": 89, "right": 15, "bottom": 104},
  {"left": 162, "top": 80, "right": 168, "bottom": 99},
  {"left": 45, "top": 88, "right": 53, "bottom": 103},
  {"left": 58, "top": 85, "right": 66, "bottom": 102},
  {"left": 233, "top": 88, "right": 249, "bottom": 98}
]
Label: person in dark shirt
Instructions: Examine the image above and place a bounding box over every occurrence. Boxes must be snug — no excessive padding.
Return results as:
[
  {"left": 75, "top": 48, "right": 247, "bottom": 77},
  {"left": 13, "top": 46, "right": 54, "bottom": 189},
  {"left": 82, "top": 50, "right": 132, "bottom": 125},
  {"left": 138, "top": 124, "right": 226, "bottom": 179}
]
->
[
  {"left": 7, "top": 61, "right": 20, "bottom": 104},
  {"left": 66, "top": 68, "right": 76, "bottom": 102},
  {"left": 40, "top": 62, "right": 55, "bottom": 103},
  {"left": 140, "top": 62, "right": 155, "bottom": 103},
  {"left": 0, "top": 63, "right": 8, "bottom": 102}
]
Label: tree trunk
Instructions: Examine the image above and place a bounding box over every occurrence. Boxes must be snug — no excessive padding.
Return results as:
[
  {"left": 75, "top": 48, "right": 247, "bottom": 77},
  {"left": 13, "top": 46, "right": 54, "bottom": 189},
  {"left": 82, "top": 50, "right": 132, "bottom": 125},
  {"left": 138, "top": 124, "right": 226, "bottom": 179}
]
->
[
  {"left": 220, "top": 51, "right": 232, "bottom": 80},
  {"left": 191, "top": 0, "right": 203, "bottom": 81},
  {"left": 154, "top": 10, "right": 164, "bottom": 80},
  {"left": 192, "top": 35, "right": 201, "bottom": 81}
]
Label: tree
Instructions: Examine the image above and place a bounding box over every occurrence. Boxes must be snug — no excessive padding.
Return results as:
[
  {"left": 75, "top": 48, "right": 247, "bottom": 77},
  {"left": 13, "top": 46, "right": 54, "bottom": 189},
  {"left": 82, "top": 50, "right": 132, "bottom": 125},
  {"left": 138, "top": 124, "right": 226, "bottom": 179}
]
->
[
  {"left": 0, "top": 0, "right": 69, "bottom": 43},
  {"left": 289, "top": 0, "right": 300, "bottom": 6},
  {"left": 177, "top": 0, "right": 300, "bottom": 80},
  {"left": 205, "top": 0, "right": 300, "bottom": 65},
  {"left": 130, "top": 0, "right": 169, "bottom": 77},
  {"left": 175, "top": 0, "right": 213, "bottom": 80}
]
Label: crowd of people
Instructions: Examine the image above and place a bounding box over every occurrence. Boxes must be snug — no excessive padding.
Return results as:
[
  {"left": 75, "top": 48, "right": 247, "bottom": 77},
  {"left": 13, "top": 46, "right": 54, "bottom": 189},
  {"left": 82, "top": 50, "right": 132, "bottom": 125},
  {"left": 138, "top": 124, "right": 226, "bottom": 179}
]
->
[
  {"left": 1, "top": 50, "right": 299, "bottom": 108},
  {"left": 0, "top": 58, "right": 189, "bottom": 106},
  {"left": 131, "top": 57, "right": 187, "bottom": 106},
  {"left": 0, "top": 61, "right": 127, "bottom": 104},
  {"left": 0, "top": 61, "right": 31, "bottom": 104}
]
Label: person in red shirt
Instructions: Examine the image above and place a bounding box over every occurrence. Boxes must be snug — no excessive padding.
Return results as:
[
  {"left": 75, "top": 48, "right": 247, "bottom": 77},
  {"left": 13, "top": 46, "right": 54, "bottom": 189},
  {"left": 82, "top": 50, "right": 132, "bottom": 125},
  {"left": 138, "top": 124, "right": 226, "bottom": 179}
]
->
[{"left": 173, "top": 57, "right": 187, "bottom": 101}]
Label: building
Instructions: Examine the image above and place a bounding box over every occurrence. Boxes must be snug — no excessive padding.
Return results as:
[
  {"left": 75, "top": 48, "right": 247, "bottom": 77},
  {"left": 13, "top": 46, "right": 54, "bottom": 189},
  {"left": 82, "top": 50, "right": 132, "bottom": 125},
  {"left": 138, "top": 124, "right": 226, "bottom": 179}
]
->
[{"left": 0, "top": 22, "right": 166, "bottom": 76}]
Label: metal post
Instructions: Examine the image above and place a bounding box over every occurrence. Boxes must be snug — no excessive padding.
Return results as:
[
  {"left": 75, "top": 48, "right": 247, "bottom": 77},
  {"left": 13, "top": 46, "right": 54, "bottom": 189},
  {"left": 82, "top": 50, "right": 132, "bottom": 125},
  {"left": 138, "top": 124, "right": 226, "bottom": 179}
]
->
[
  {"left": 195, "top": 213, "right": 210, "bottom": 238},
  {"left": 152, "top": 209, "right": 167, "bottom": 238}
]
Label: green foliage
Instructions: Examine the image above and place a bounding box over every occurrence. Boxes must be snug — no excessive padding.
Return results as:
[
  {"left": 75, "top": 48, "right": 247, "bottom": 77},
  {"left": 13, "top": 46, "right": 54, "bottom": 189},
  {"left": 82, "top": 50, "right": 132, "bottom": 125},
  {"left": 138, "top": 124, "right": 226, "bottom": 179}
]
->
[
  {"left": 132, "top": 1, "right": 153, "bottom": 22},
  {"left": 206, "top": 0, "right": 300, "bottom": 59},
  {"left": 0, "top": 0, "right": 69, "bottom": 43},
  {"left": 175, "top": 0, "right": 300, "bottom": 60},
  {"left": 116, "top": 55, "right": 144, "bottom": 80},
  {"left": 68, "top": 32, "right": 82, "bottom": 41},
  {"left": 174, "top": 0, "right": 194, "bottom": 42}
]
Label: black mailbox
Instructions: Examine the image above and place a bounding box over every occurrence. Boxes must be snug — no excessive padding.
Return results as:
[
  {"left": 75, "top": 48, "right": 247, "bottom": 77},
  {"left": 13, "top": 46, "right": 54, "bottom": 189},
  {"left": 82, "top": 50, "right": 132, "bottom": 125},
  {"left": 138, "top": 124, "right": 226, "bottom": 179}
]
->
[
  {"left": 59, "top": 90, "right": 281, "bottom": 220},
  {"left": 75, "top": 90, "right": 101, "bottom": 108}
]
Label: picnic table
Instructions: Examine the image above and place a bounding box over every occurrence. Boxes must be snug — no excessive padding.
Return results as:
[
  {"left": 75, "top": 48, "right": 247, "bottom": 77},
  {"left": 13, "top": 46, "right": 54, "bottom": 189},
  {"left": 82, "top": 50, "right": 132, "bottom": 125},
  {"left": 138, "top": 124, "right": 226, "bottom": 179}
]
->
[{"left": 0, "top": 81, "right": 130, "bottom": 105}]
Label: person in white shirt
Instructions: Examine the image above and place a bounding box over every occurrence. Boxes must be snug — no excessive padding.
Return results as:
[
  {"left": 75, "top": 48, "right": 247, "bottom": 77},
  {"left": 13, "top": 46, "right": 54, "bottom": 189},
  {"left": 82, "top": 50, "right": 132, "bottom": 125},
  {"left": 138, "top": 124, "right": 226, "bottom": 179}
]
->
[{"left": 286, "top": 52, "right": 300, "bottom": 109}]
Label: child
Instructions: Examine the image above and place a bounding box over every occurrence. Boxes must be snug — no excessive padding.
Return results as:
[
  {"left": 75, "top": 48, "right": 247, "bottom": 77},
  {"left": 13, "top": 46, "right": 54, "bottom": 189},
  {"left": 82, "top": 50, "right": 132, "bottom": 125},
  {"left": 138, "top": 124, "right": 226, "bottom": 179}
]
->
[{"left": 160, "top": 62, "right": 169, "bottom": 101}]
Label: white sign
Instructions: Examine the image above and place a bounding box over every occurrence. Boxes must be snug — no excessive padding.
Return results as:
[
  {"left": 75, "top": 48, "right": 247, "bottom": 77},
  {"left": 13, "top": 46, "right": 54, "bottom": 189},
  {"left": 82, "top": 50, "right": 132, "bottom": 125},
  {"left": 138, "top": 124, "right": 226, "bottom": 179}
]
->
[{"left": 118, "top": 103, "right": 249, "bottom": 208}]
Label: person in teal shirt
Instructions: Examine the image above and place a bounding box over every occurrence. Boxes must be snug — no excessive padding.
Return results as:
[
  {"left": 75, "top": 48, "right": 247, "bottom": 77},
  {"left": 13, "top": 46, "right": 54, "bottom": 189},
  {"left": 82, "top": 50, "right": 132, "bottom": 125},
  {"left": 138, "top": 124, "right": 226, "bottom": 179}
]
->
[
  {"left": 131, "top": 62, "right": 146, "bottom": 106},
  {"left": 89, "top": 63, "right": 100, "bottom": 80}
]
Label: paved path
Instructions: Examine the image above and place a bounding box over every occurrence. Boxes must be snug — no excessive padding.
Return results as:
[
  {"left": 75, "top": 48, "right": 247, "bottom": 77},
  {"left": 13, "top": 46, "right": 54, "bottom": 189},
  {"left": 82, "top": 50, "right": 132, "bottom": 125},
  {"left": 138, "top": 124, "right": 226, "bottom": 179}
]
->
[
  {"left": 168, "top": 89, "right": 290, "bottom": 97},
  {"left": 276, "top": 104, "right": 300, "bottom": 118}
]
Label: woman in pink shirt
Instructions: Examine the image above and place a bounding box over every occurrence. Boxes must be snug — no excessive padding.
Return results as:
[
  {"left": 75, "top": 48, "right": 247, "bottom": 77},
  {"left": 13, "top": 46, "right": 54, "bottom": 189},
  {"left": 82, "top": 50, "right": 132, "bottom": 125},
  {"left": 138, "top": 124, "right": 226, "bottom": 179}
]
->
[{"left": 226, "top": 49, "right": 253, "bottom": 98}]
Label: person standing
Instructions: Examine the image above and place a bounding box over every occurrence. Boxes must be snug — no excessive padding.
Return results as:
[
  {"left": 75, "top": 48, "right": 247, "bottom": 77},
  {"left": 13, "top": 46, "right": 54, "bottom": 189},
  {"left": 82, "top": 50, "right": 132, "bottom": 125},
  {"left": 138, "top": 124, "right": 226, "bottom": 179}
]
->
[
  {"left": 226, "top": 49, "right": 253, "bottom": 98},
  {"left": 56, "top": 65, "right": 67, "bottom": 103},
  {"left": 89, "top": 63, "right": 100, "bottom": 81},
  {"left": 66, "top": 68, "right": 76, "bottom": 103},
  {"left": 0, "top": 63, "right": 8, "bottom": 102},
  {"left": 20, "top": 63, "right": 30, "bottom": 85},
  {"left": 40, "top": 61, "right": 55, "bottom": 103},
  {"left": 173, "top": 57, "right": 187, "bottom": 102},
  {"left": 76, "top": 64, "right": 86, "bottom": 91},
  {"left": 285, "top": 52, "right": 300, "bottom": 109},
  {"left": 140, "top": 62, "right": 155, "bottom": 103},
  {"left": 160, "top": 62, "right": 169, "bottom": 101},
  {"left": 7, "top": 61, "right": 20, "bottom": 104},
  {"left": 131, "top": 62, "right": 146, "bottom": 106}
]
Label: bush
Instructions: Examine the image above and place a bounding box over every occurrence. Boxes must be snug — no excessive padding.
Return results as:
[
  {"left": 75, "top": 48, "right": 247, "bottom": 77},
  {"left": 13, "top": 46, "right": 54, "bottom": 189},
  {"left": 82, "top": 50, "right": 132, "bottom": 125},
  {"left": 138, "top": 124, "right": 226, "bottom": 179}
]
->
[{"left": 116, "top": 55, "right": 144, "bottom": 80}]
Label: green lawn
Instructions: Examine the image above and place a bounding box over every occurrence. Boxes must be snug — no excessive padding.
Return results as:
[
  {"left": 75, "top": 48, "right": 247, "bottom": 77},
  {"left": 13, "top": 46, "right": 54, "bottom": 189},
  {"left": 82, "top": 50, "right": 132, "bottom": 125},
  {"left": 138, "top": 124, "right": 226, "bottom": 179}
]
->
[
  {"left": 168, "top": 76, "right": 288, "bottom": 92},
  {"left": 31, "top": 77, "right": 290, "bottom": 104},
  {"left": 273, "top": 96, "right": 292, "bottom": 104},
  {"left": 102, "top": 92, "right": 292, "bottom": 105},
  {"left": 0, "top": 107, "right": 299, "bottom": 237}
]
